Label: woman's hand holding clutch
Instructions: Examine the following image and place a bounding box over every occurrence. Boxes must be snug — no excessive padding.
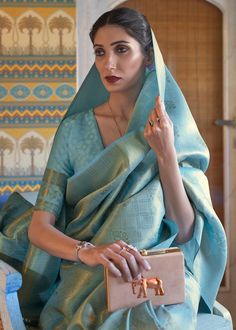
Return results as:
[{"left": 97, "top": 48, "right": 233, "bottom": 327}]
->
[{"left": 77, "top": 240, "right": 151, "bottom": 282}]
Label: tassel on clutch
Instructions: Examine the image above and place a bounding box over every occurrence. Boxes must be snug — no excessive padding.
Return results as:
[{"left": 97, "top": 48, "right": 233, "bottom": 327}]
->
[{"left": 105, "top": 247, "right": 185, "bottom": 312}]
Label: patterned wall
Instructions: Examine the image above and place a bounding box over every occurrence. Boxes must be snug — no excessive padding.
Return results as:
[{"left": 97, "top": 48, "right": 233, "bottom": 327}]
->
[{"left": 0, "top": 0, "right": 76, "bottom": 200}]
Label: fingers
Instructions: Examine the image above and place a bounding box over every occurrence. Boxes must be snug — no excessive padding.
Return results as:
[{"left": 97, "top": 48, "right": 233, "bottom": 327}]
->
[
  {"left": 127, "top": 247, "right": 151, "bottom": 272},
  {"left": 116, "top": 241, "right": 151, "bottom": 279},
  {"left": 145, "top": 96, "right": 172, "bottom": 133},
  {"left": 145, "top": 110, "right": 162, "bottom": 136},
  {"left": 97, "top": 240, "right": 151, "bottom": 282},
  {"left": 144, "top": 96, "right": 175, "bottom": 157},
  {"left": 155, "top": 96, "right": 165, "bottom": 119},
  {"left": 105, "top": 248, "right": 135, "bottom": 282},
  {"left": 150, "top": 110, "right": 161, "bottom": 129},
  {"left": 99, "top": 254, "right": 122, "bottom": 278}
]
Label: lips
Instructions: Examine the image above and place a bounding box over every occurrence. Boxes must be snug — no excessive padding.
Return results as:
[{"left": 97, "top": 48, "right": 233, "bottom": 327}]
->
[{"left": 105, "top": 76, "right": 121, "bottom": 84}]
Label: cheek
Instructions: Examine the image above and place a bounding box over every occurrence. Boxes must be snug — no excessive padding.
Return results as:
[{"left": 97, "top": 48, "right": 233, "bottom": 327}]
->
[
  {"left": 95, "top": 60, "right": 101, "bottom": 73},
  {"left": 125, "top": 56, "right": 145, "bottom": 76},
  {"left": 95, "top": 60, "right": 105, "bottom": 80}
]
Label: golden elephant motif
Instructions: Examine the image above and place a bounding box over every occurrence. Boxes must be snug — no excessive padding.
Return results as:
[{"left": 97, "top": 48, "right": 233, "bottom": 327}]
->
[{"left": 131, "top": 276, "right": 165, "bottom": 298}]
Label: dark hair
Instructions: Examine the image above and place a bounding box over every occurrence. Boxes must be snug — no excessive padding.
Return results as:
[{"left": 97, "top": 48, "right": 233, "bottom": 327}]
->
[{"left": 89, "top": 7, "right": 153, "bottom": 56}]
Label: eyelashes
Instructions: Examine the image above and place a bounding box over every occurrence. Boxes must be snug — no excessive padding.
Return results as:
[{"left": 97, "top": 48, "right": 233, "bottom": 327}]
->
[
  {"left": 94, "top": 48, "right": 105, "bottom": 56},
  {"left": 116, "top": 45, "right": 129, "bottom": 53},
  {"left": 94, "top": 45, "right": 129, "bottom": 57}
]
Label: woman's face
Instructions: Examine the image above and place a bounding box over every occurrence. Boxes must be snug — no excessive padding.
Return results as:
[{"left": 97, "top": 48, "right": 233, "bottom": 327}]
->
[{"left": 93, "top": 25, "right": 147, "bottom": 94}]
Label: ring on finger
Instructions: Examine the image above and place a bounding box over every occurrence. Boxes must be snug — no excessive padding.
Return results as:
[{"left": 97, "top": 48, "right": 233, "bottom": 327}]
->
[
  {"left": 157, "top": 115, "right": 164, "bottom": 122},
  {"left": 126, "top": 244, "right": 137, "bottom": 253},
  {"left": 149, "top": 119, "right": 154, "bottom": 127},
  {"left": 119, "top": 247, "right": 126, "bottom": 256}
]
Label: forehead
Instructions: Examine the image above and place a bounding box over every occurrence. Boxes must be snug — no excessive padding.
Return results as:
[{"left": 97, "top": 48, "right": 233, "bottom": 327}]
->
[{"left": 93, "top": 25, "right": 139, "bottom": 46}]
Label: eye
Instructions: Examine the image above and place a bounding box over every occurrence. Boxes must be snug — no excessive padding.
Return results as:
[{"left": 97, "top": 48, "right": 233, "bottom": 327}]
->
[
  {"left": 116, "top": 45, "right": 129, "bottom": 54},
  {"left": 94, "top": 48, "right": 105, "bottom": 57}
]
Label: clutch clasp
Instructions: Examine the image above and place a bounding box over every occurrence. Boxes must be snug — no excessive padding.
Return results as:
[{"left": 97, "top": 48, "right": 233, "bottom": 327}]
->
[{"left": 140, "top": 247, "right": 180, "bottom": 256}]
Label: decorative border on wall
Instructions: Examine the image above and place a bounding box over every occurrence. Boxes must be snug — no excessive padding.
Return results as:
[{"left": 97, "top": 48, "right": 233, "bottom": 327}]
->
[
  {"left": 0, "top": 178, "right": 41, "bottom": 194},
  {"left": 0, "top": 57, "right": 76, "bottom": 81}
]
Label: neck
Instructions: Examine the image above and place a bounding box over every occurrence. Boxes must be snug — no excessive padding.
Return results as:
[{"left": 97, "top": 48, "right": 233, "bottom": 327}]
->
[
  {"left": 108, "top": 84, "right": 143, "bottom": 121},
  {"left": 108, "top": 98, "right": 132, "bottom": 122}
]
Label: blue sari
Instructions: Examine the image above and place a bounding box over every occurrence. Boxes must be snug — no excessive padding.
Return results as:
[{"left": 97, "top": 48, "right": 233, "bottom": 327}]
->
[{"left": 0, "top": 32, "right": 226, "bottom": 329}]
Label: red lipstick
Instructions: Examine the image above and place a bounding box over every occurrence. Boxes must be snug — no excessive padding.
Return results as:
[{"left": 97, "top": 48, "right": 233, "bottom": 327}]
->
[{"left": 105, "top": 76, "right": 121, "bottom": 84}]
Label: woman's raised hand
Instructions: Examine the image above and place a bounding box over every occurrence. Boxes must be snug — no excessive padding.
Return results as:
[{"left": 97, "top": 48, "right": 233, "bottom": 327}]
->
[
  {"left": 77, "top": 240, "right": 151, "bottom": 282},
  {"left": 144, "top": 96, "right": 175, "bottom": 161}
]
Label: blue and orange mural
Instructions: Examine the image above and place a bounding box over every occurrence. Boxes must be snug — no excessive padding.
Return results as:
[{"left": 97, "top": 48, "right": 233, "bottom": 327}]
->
[{"left": 0, "top": 0, "right": 77, "bottom": 201}]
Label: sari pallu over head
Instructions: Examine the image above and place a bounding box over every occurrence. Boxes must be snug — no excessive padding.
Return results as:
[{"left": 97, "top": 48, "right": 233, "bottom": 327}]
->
[
  {"left": 0, "top": 28, "right": 227, "bottom": 328},
  {"left": 63, "top": 26, "right": 226, "bottom": 294}
]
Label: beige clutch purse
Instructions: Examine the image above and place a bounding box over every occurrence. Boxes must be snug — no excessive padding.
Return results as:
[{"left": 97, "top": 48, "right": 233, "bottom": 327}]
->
[{"left": 105, "top": 247, "right": 185, "bottom": 312}]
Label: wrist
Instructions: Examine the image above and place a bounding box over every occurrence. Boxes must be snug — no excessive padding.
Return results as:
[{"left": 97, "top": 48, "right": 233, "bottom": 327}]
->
[
  {"left": 75, "top": 241, "right": 94, "bottom": 262},
  {"left": 156, "top": 147, "right": 177, "bottom": 166}
]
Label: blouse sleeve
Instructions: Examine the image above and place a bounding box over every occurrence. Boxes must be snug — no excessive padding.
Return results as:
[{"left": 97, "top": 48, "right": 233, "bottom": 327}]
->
[{"left": 34, "top": 118, "right": 74, "bottom": 218}]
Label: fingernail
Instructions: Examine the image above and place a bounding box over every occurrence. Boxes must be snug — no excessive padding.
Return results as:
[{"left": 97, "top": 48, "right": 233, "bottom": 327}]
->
[
  {"left": 144, "top": 261, "right": 151, "bottom": 270},
  {"left": 135, "top": 273, "right": 142, "bottom": 280},
  {"left": 127, "top": 276, "right": 132, "bottom": 282},
  {"left": 116, "top": 270, "right": 122, "bottom": 277}
]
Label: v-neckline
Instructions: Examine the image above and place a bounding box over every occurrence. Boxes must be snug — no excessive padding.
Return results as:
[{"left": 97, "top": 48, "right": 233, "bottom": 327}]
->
[
  {"left": 91, "top": 107, "right": 124, "bottom": 149},
  {"left": 90, "top": 108, "right": 106, "bottom": 149}
]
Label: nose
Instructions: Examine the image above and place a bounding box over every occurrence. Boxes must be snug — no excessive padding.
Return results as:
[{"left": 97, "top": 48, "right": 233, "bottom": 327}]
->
[{"left": 104, "top": 53, "right": 117, "bottom": 70}]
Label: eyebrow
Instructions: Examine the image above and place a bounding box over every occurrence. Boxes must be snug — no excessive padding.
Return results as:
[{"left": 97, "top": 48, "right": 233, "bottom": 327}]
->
[{"left": 93, "top": 40, "right": 130, "bottom": 48}]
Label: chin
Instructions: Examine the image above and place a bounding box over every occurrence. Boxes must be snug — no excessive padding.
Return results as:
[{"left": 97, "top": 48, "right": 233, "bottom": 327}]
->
[{"left": 103, "top": 83, "right": 124, "bottom": 93}]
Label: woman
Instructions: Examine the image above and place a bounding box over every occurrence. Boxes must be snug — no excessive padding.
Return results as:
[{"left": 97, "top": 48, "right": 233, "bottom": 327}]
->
[{"left": 0, "top": 7, "right": 226, "bottom": 329}]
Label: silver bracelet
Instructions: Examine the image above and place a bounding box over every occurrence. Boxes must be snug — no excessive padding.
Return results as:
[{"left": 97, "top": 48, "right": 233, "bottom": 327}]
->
[{"left": 75, "top": 241, "right": 94, "bottom": 261}]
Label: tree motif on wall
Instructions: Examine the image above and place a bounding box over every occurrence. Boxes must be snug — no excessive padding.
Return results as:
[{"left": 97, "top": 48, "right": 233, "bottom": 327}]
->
[
  {"left": 49, "top": 15, "right": 72, "bottom": 55},
  {"left": 20, "top": 136, "right": 44, "bottom": 176},
  {"left": 0, "top": 136, "right": 14, "bottom": 176},
  {"left": 0, "top": 15, "right": 12, "bottom": 55},
  {"left": 18, "top": 15, "right": 42, "bottom": 55}
]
